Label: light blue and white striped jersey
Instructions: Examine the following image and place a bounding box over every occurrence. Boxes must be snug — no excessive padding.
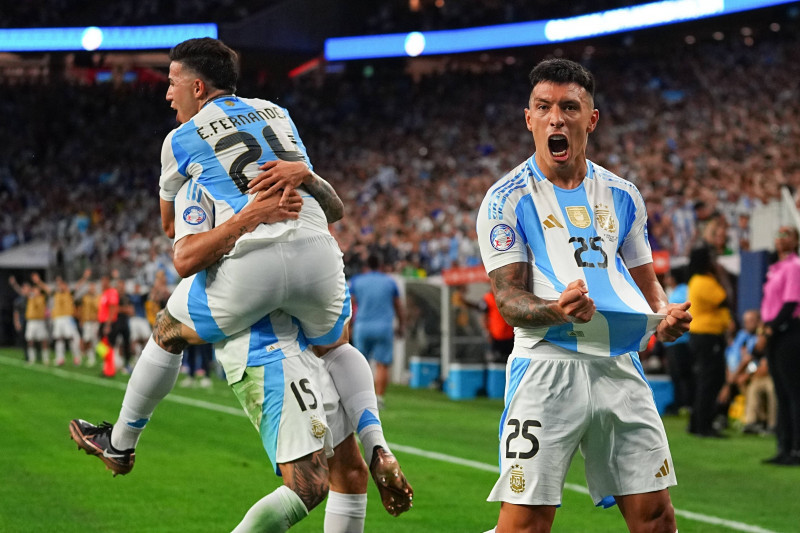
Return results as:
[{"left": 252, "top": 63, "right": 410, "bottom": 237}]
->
[
  {"left": 476, "top": 155, "right": 663, "bottom": 357},
  {"left": 159, "top": 95, "right": 328, "bottom": 248}
]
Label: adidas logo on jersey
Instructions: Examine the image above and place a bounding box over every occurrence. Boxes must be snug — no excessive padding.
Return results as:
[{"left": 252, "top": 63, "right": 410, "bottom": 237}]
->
[
  {"left": 655, "top": 459, "right": 670, "bottom": 478},
  {"left": 542, "top": 214, "right": 564, "bottom": 229}
]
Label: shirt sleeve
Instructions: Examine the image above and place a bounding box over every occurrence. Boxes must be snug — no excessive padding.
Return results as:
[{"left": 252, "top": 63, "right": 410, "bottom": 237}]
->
[
  {"left": 782, "top": 260, "right": 800, "bottom": 303},
  {"left": 159, "top": 129, "right": 188, "bottom": 202},
  {"left": 620, "top": 185, "right": 653, "bottom": 269},
  {"left": 476, "top": 189, "right": 528, "bottom": 275},
  {"left": 173, "top": 179, "right": 215, "bottom": 246}
]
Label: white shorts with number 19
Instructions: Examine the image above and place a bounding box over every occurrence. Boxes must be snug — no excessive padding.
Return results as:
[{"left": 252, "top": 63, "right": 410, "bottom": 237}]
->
[{"left": 488, "top": 343, "right": 676, "bottom": 508}]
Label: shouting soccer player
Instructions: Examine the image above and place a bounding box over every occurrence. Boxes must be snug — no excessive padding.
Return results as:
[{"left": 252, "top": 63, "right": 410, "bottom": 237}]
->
[{"left": 476, "top": 59, "right": 691, "bottom": 533}]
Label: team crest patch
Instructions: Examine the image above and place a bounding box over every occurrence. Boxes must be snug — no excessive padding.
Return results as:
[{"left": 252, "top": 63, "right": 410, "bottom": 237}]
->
[
  {"left": 224, "top": 100, "right": 235, "bottom": 106},
  {"left": 183, "top": 206, "right": 207, "bottom": 225},
  {"left": 594, "top": 204, "right": 617, "bottom": 233},
  {"left": 510, "top": 464, "right": 525, "bottom": 493},
  {"left": 566, "top": 206, "right": 591, "bottom": 229},
  {"left": 310, "top": 415, "right": 327, "bottom": 439},
  {"left": 490, "top": 224, "right": 516, "bottom": 251}
]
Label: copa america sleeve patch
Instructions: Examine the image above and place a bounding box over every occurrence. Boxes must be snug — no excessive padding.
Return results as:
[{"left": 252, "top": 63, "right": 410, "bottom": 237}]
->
[
  {"left": 183, "top": 205, "right": 207, "bottom": 225},
  {"left": 490, "top": 223, "right": 516, "bottom": 251}
]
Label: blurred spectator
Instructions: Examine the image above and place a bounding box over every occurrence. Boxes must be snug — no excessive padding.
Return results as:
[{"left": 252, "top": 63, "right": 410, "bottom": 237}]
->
[
  {"left": 180, "top": 344, "right": 215, "bottom": 388},
  {"left": 480, "top": 289, "right": 514, "bottom": 364},
  {"left": 10, "top": 278, "right": 30, "bottom": 350},
  {"left": 663, "top": 267, "right": 693, "bottom": 415},
  {"left": 687, "top": 246, "right": 733, "bottom": 438},
  {"left": 720, "top": 309, "right": 776, "bottom": 434},
  {"left": 761, "top": 226, "right": 800, "bottom": 466}
]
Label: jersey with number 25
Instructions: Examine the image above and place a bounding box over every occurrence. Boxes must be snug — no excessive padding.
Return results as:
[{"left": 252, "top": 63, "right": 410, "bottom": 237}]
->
[
  {"left": 159, "top": 95, "right": 328, "bottom": 248},
  {"left": 477, "top": 155, "right": 661, "bottom": 358}
]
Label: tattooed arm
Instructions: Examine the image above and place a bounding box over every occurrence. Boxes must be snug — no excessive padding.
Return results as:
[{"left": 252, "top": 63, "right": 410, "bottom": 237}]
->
[
  {"left": 248, "top": 160, "right": 345, "bottom": 223},
  {"left": 489, "top": 262, "right": 595, "bottom": 327},
  {"left": 172, "top": 190, "right": 303, "bottom": 278},
  {"left": 302, "top": 171, "right": 344, "bottom": 223}
]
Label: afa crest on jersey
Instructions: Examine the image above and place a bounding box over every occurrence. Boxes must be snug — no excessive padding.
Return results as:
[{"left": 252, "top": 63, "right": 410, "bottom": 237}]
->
[
  {"left": 490, "top": 224, "right": 516, "bottom": 251},
  {"left": 183, "top": 206, "right": 207, "bottom": 225},
  {"left": 310, "top": 415, "right": 327, "bottom": 439},
  {"left": 510, "top": 464, "right": 526, "bottom": 493}
]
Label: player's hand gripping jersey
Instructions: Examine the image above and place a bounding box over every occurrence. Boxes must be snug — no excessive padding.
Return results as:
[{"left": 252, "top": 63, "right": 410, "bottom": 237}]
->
[
  {"left": 477, "top": 156, "right": 664, "bottom": 357},
  {"left": 160, "top": 95, "right": 329, "bottom": 255}
]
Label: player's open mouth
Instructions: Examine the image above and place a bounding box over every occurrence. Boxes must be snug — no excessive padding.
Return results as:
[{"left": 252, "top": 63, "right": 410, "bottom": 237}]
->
[{"left": 548, "top": 134, "right": 569, "bottom": 158}]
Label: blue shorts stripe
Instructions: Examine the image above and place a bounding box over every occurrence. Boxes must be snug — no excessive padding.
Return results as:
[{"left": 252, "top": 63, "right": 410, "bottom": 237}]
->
[
  {"left": 187, "top": 271, "right": 226, "bottom": 343},
  {"left": 306, "top": 288, "right": 352, "bottom": 345},
  {"left": 497, "top": 357, "right": 530, "bottom": 471},
  {"left": 261, "top": 361, "right": 285, "bottom": 476}
]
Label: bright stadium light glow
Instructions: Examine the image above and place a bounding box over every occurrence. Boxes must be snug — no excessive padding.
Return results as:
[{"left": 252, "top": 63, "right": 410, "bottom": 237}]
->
[
  {"left": 0, "top": 23, "right": 218, "bottom": 52},
  {"left": 404, "top": 32, "right": 426, "bottom": 56},
  {"left": 325, "top": 0, "right": 797, "bottom": 60},
  {"left": 81, "top": 26, "right": 104, "bottom": 51},
  {"left": 544, "top": 0, "right": 724, "bottom": 42}
]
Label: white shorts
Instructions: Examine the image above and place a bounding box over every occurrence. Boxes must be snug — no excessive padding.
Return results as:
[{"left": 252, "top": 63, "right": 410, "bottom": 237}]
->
[
  {"left": 82, "top": 321, "right": 99, "bottom": 343},
  {"left": 223, "top": 328, "right": 349, "bottom": 476},
  {"left": 215, "top": 310, "right": 350, "bottom": 473},
  {"left": 51, "top": 316, "right": 79, "bottom": 339},
  {"left": 25, "top": 320, "right": 49, "bottom": 342},
  {"left": 129, "top": 316, "right": 152, "bottom": 342},
  {"left": 488, "top": 344, "right": 676, "bottom": 507},
  {"left": 167, "top": 231, "right": 350, "bottom": 346}
]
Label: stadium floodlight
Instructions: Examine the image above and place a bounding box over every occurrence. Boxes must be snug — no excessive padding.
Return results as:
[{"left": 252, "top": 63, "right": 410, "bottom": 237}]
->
[
  {"left": 0, "top": 23, "right": 218, "bottom": 52},
  {"left": 324, "top": 0, "right": 797, "bottom": 60}
]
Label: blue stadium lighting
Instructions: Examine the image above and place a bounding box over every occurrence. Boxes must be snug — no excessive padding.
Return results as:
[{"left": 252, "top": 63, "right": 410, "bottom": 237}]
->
[
  {"left": 0, "top": 23, "right": 218, "bottom": 52},
  {"left": 324, "top": 0, "right": 797, "bottom": 60}
]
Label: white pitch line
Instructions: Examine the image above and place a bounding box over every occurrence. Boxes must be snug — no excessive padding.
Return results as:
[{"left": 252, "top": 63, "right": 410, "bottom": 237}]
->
[{"left": 1, "top": 355, "right": 781, "bottom": 533}]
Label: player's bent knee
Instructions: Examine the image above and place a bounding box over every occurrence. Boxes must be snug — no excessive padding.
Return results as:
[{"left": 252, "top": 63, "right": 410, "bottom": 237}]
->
[{"left": 152, "top": 309, "right": 191, "bottom": 353}]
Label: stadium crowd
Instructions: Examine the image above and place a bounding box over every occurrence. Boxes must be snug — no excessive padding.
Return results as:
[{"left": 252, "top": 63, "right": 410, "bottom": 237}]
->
[{"left": 3, "top": 23, "right": 798, "bottom": 281}]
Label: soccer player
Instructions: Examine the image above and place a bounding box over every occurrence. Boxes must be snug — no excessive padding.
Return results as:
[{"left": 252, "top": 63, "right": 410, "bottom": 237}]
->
[
  {"left": 77, "top": 280, "right": 100, "bottom": 367},
  {"left": 476, "top": 59, "right": 691, "bottom": 533},
  {"left": 9, "top": 275, "right": 49, "bottom": 364},
  {"left": 70, "top": 36, "right": 410, "bottom": 525},
  {"left": 128, "top": 281, "right": 154, "bottom": 360},
  {"left": 30, "top": 271, "right": 89, "bottom": 366},
  {"left": 349, "top": 254, "right": 405, "bottom": 409}
]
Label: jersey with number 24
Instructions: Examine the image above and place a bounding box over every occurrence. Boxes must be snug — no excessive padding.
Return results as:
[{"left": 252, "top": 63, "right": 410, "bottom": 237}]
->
[
  {"left": 159, "top": 95, "right": 328, "bottom": 253},
  {"left": 476, "top": 155, "right": 662, "bottom": 358}
]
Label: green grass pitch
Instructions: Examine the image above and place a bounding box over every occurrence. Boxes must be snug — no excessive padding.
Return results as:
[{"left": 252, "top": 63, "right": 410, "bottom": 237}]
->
[{"left": 1, "top": 348, "right": 798, "bottom": 532}]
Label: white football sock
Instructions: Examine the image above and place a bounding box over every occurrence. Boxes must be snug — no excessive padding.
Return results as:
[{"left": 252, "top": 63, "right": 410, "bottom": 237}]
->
[
  {"left": 111, "top": 336, "right": 182, "bottom": 451},
  {"left": 55, "top": 339, "right": 66, "bottom": 364},
  {"left": 231, "top": 485, "right": 308, "bottom": 533},
  {"left": 324, "top": 491, "right": 366, "bottom": 533},
  {"left": 322, "top": 344, "right": 389, "bottom": 464},
  {"left": 27, "top": 346, "right": 36, "bottom": 363}
]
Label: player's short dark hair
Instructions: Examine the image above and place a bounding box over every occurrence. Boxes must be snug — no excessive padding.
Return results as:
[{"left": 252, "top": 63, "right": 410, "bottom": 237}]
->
[
  {"left": 169, "top": 37, "right": 239, "bottom": 93},
  {"left": 529, "top": 58, "right": 595, "bottom": 101},
  {"left": 367, "top": 254, "right": 382, "bottom": 270}
]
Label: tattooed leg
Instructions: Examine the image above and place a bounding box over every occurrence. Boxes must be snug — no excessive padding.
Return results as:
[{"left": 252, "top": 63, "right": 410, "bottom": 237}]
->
[
  {"left": 152, "top": 307, "right": 206, "bottom": 354},
  {"left": 280, "top": 449, "right": 331, "bottom": 511}
]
